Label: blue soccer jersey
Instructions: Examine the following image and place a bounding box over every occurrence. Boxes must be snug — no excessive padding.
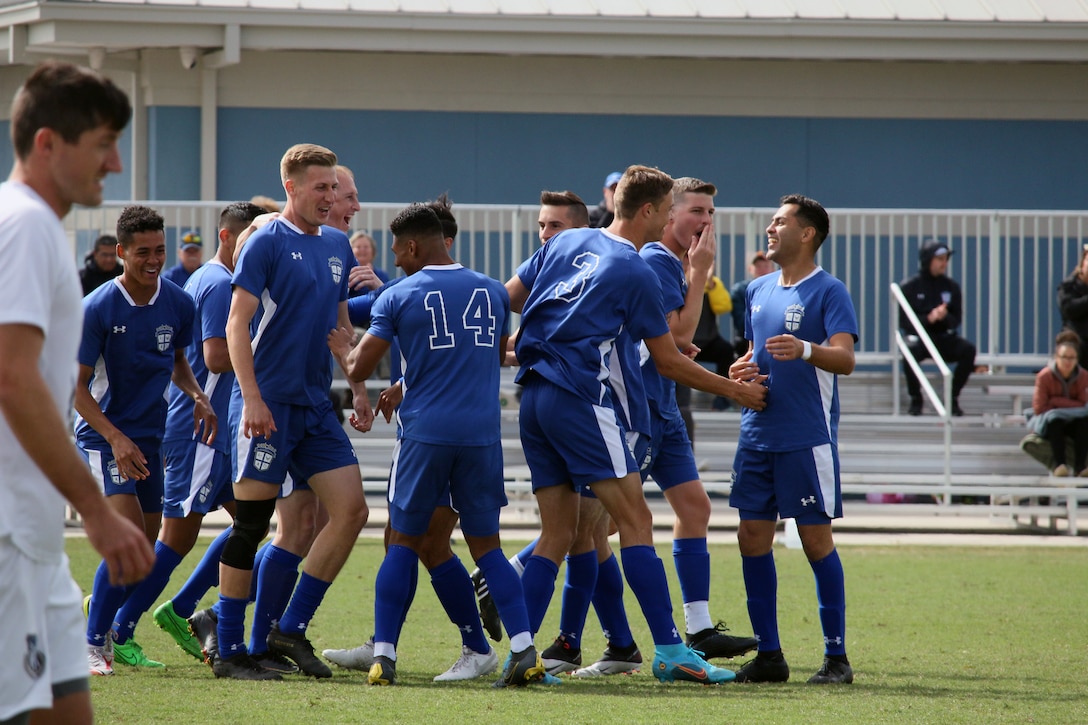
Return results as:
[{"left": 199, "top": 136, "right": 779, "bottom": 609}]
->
[
  {"left": 638, "top": 242, "right": 688, "bottom": 420},
  {"left": 514, "top": 228, "right": 668, "bottom": 419},
  {"left": 348, "top": 277, "right": 404, "bottom": 384},
  {"left": 163, "top": 260, "right": 233, "bottom": 454},
  {"left": 367, "top": 263, "right": 510, "bottom": 446},
  {"left": 232, "top": 217, "right": 353, "bottom": 407},
  {"left": 740, "top": 267, "right": 859, "bottom": 451},
  {"left": 75, "top": 277, "right": 195, "bottom": 449}
]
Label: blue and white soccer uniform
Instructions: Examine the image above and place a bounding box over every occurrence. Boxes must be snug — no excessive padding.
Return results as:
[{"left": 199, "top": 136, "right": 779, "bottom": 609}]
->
[
  {"left": 638, "top": 242, "right": 699, "bottom": 490},
  {"left": 514, "top": 228, "right": 668, "bottom": 491},
  {"left": 75, "top": 277, "right": 195, "bottom": 510},
  {"left": 730, "top": 267, "right": 859, "bottom": 523},
  {"left": 162, "top": 260, "right": 235, "bottom": 517},
  {"left": 231, "top": 217, "right": 358, "bottom": 484},
  {"left": 369, "top": 264, "right": 510, "bottom": 536}
]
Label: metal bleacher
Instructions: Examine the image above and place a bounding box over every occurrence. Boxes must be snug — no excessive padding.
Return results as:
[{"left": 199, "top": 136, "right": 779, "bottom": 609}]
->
[{"left": 345, "top": 363, "right": 1088, "bottom": 537}]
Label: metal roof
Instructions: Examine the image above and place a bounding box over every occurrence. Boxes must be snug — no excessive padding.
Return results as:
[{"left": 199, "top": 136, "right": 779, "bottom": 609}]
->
[{"left": 2, "top": 0, "right": 1087, "bottom": 65}]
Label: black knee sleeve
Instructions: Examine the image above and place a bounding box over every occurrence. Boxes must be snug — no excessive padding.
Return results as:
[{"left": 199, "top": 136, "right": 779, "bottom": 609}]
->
[{"left": 221, "top": 498, "right": 276, "bottom": 570}]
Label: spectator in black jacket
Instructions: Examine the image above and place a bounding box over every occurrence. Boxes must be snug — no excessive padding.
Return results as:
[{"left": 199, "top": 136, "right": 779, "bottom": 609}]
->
[
  {"left": 899, "top": 239, "right": 976, "bottom": 416},
  {"left": 1057, "top": 245, "right": 1088, "bottom": 368},
  {"left": 79, "top": 233, "right": 121, "bottom": 296}
]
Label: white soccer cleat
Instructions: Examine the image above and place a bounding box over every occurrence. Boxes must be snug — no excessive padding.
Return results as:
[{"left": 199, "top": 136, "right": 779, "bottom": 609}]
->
[
  {"left": 88, "top": 643, "right": 114, "bottom": 676},
  {"left": 322, "top": 637, "right": 376, "bottom": 671},
  {"left": 434, "top": 645, "right": 499, "bottom": 682},
  {"left": 571, "top": 643, "right": 643, "bottom": 678}
]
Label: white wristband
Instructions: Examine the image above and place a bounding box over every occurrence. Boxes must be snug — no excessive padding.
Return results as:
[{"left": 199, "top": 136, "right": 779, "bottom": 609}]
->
[{"left": 801, "top": 340, "right": 813, "bottom": 361}]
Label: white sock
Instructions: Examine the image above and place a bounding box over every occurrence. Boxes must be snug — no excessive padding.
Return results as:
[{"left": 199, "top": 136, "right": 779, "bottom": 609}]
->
[
  {"left": 374, "top": 641, "right": 397, "bottom": 661},
  {"left": 684, "top": 601, "right": 713, "bottom": 635},
  {"left": 509, "top": 632, "right": 533, "bottom": 653}
]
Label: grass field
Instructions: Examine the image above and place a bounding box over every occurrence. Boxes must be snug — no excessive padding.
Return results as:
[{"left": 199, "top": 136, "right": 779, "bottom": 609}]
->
[{"left": 68, "top": 536, "right": 1088, "bottom": 725}]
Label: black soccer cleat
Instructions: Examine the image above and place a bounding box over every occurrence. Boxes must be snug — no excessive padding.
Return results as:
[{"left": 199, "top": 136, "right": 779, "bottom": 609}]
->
[
  {"left": 211, "top": 652, "right": 283, "bottom": 681},
  {"left": 187, "top": 608, "right": 219, "bottom": 665},
  {"left": 541, "top": 635, "right": 582, "bottom": 675},
  {"left": 470, "top": 568, "right": 503, "bottom": 643},
  {"left": 501, "top": 646, "right": 545, "bottom": 687},
  {"left": 808, "top": 656, "right": 854, "bottom": 684},
  {"left": 252, "top": 650, "right": 300, "bottom": 675},
  {"left": 687, "top": 622, "right": 759, "bottom": 660},
  {"left": 368, "top": 655, "right": 397, "bottom": 686},
  {"left": 735, "top": 652, "right": 790, "bottom": 683},
  {"left": 266, "top": 623, "right": 332, "bottom": 679}
]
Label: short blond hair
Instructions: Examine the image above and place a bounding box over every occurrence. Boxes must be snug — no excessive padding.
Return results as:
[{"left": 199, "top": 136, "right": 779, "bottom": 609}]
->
[
  {"left": 280, "top": 143, "right": 337, "bottom": 184},
  {"left": 614, "top": 165, "right": 674, "bottom": 220}
]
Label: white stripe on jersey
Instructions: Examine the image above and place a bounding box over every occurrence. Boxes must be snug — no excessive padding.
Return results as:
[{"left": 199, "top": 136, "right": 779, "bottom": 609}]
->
[{"left": 250, "top": 288, "right": 279, "bottom": 353}]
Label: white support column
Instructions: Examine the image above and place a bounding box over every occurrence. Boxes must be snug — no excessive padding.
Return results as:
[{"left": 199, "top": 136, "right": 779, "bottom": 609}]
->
[{"left": 200, "top": 66, "right": 217, "bottom": 201}]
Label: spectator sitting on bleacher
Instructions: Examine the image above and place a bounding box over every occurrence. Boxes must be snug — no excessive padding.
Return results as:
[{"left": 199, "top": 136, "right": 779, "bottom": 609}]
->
[
  {"left": 1057, "top": 245, "right": 1088, "bottom": 369},
  {"left": 899, "top": 239, "right": 976, "bottom": 417},
  {"left": 1024, "top": 330, "right": 1088, "bottom": 477}
]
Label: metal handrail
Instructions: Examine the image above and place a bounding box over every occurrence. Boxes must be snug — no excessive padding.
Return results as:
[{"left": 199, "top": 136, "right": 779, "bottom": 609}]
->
[{"left": 891, "top": 282, "right": 953, "bottom": 502}]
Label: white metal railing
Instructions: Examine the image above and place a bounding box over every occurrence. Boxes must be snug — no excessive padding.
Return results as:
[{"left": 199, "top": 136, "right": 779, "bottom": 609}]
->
[
  {"left": 891, "top": 282, "right": 953, "bottom": 500},
  {"left": 70, "top": 202, "right": 1088, "bottom": 362}
]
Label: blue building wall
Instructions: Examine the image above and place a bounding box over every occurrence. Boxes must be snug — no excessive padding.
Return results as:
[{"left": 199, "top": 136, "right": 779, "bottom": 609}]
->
[
  {"left": 150, "top": 107, "right": 1088, "bottom": 210},
  {"left": 0, "top": 122, "right": 132, "bottom": 200}
]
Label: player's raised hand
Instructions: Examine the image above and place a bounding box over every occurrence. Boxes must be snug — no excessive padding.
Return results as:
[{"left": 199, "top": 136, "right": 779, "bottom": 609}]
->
[
  {"left": 350, "top": 387, "right": 375, "bottom": 433},
  {"left": 729, "top": 378, "right": 768, "bottom": 411},
  {"left": 327, "top": 326, "right": 355, "bottom": 365},
  {"left": 729, "top": 348, "right": 760, "bottom": 382},
  {"left": 688, "top": 221, "right": 716, "bottom": 275},
  {"left": 348, "top": 264, "right": 382, "bottom": 292},
  {"left": 681, "top": 342, "right": 701, "bottom": 360}
]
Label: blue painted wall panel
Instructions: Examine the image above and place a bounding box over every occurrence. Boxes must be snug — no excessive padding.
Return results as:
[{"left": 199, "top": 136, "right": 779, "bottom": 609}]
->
[{"left": 147, "top": 106, "right": 200, "bottom": 200}]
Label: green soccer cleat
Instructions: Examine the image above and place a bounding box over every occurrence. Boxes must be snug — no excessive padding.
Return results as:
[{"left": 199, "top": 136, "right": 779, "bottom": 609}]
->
[
  {"left": 153, "top": 601, "right": 204, "bottom": 661},
  {"left": 113, "top": 638, "right": 166, "bottom": 669}
]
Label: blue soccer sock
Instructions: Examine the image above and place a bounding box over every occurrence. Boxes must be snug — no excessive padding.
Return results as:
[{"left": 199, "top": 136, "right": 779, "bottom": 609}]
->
[
  {"left": 216, "top": 594, "right": 249, "bottom": 659},
  {"left": 520, "top": 555, "right": 559, "bottom": 636},
  {"left": 114, "top": 540, "right": 183, "bottom": 643},
  {"left": 810, "top": 548, "right": 847, "bottom": 656},
  {"left": 248, "top": 541, "right": 272, "bottom": 603},
  {"left": 248, "top": 545, "right": 301, "bottom": 654},
  {"left": 430, "top": 555, "right": 489, "bottom": 654},
  {"left": 171, "top": 527, "right": 231, "bottom": 618},
  {"left": 477, "top": 548, "right": 532, "bottom": 645},
  {"left": 85, "top": 561, "right": 130, "bottom": 646},
  {"left": 620, "top": 545, "right": 682, "bottom": 646},
  {"left": 592, "top": 553, "right": 634, "bottom": 649},
  {"left": 509, "top": 539, "right": 538, "bottom": 576},
  {"left": 402, "top": 558, "right": 419, "bottom": 627},
  {"left": 673, "top": 537, "right": 712, "bottom": 634},
  {"left": 374, "top": 545, "right": 419, "bottom": 649},
  {"left": 276, "top": 572, "right": 330, "bottom": 637},
  {"left": 556, "top": 551, "right": 598, "bottom": 649},
  {"left": 741, "top": 551, "right": 781, "bottom": 652}
]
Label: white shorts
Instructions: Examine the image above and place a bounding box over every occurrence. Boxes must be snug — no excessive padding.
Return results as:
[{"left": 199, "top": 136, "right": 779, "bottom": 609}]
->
[{"left": 0, "top": 537, "right": 88, "bottom": 722}]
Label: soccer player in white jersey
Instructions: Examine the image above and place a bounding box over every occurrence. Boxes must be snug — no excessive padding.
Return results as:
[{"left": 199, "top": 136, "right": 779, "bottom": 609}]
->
[
  {"left": 728, "top": 194, "right": 858, "bottom": 685},
  {"left": 0, "top": 60, "right": 154, "bottom": 725},
  {"left": 506, "top": 165, "right": 765, "bottom": 685},
  {"left": 328, "top": 203, "right": 544, "bottom": 687},
  {"left": 76, "top": 205, "right": 217, "bottom": 674},
  {"left": 99, "top": 202, "right": 263, "bottom": 663},
  {"left": 215, "top": 144, "right": 370, "bottom": 681}
]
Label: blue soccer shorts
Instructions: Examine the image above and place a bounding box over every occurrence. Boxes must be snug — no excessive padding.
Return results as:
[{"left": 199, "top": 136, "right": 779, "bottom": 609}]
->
[
  {"left": 234, "top": 398, "right": 357, "bottom": 485},
  {"left": 518, "top": 375, "right": 638, "bottom": 493},
  {"left": 643, "top": 411, "right": 699, "bottom": 491},
  {"left": 162, "top": 438, "right": 234, "bottom": 518},
  {"left": 730, "top": 443, "right": 842, "bottom": 524},
  {"left": 387, "top": 439, "right": 506, "bottom": 537},
  {"left": 80, "top": 442, "right": 164, "bottom": 514}
]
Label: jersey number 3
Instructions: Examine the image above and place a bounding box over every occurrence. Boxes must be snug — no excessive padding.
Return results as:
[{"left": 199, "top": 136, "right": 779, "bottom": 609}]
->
[
  {"left": 553, "top": 251, "right": 600, "bottom": 303},
  {"left": 424, "top": 288, "right": 497, "bottom": 350}
]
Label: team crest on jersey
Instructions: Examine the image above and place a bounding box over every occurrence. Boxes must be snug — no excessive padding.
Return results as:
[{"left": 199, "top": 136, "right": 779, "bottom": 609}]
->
[
  {"left": 24, "top": 634, "right": 45, "bottom": 680},
  {"left": 155, "top": 324, "right": 174, "bottom": 352},
  {"left": 328, "top": 256, "right": 343, "bottom": 284},
  {"left": 253, "top": 442, "right": 277, "bottom": 472},
  {"left": 784, "top": 303, "right": 805, "bottom": 332},
  {"left": 107, "top": 459, "right": 122, "bottom": 485}
]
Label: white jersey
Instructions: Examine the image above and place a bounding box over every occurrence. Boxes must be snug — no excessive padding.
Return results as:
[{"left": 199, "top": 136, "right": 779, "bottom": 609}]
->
[{"left": 0, "top": 181, "right": 84, "bottom": 563}]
